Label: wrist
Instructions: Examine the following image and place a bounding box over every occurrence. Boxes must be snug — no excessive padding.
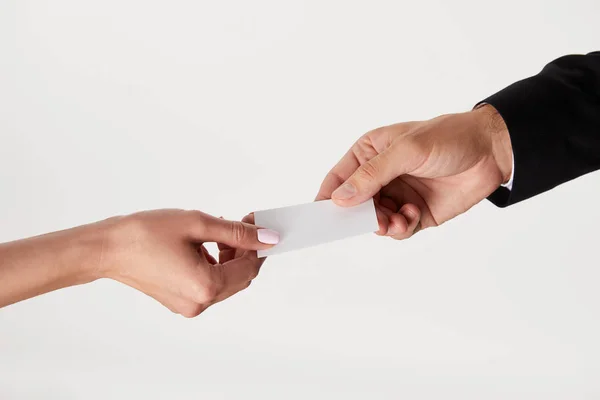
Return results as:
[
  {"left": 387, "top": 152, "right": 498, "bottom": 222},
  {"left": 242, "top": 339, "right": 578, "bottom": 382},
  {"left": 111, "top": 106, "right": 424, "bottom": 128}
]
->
[
  {"left": 54, "top": 218, "right": 126, "bottom": 284},
  {"left": 87, "top": 216, "right": 129, "bottom": 280},
  {"left": 56, "top": 223, "right": 111, "bottom": 285},
  {"left": 474, "top": 104, "right": 513, "bottom": 186}
]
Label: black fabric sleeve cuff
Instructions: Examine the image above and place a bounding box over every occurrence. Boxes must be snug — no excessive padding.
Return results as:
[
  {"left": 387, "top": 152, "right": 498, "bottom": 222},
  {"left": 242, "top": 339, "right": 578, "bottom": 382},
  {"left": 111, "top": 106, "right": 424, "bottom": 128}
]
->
[{"left": 482, "top": 52, "right": 600, "bottom": 207}]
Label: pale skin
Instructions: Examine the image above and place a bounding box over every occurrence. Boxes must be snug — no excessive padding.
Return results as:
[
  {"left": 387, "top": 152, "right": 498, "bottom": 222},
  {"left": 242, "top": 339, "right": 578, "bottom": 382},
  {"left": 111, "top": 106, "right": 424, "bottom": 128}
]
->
[
  {"left": 0, "top": 210, "right": 279, "bottom": 317},
  {"left": 316, "top": 104, "right": 513, "bottom": 239}
]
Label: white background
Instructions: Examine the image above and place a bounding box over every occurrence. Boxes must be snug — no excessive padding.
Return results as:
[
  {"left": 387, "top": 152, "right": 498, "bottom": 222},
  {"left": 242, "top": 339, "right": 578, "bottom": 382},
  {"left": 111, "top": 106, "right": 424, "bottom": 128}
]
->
[{"left": 1, "top": 1, "right": 599, "bottom": 399}]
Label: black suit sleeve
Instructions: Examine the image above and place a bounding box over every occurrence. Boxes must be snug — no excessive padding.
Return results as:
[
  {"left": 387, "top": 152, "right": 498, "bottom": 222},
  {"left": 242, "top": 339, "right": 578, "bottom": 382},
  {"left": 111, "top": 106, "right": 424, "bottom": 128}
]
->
[{"left": 484, "top": 51, "right": 600, "bottom": 207}]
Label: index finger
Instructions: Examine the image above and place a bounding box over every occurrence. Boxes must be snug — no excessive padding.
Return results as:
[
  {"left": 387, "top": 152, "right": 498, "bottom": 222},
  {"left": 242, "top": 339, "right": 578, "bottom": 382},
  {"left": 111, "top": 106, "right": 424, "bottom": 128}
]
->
[
  {"left": 315, "top": 148, "right": 361, "bottom": 201},
  {"left": 217, "top": 213, "right": 256, "bottom": 264}
]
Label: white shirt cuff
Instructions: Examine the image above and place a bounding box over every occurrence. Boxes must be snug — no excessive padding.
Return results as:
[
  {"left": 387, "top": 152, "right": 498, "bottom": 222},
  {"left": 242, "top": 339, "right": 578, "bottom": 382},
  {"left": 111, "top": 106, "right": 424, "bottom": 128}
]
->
[{"left": 501, "top": 153, "right": 514, "bottom": 191}]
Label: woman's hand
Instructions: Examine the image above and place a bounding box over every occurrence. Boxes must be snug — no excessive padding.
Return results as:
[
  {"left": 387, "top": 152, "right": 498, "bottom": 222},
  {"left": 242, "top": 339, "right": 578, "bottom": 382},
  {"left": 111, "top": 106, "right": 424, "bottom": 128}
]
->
[
  {"left": 316, "top": 105, "right": 512, "bottom": 239},
  {"left": 0, "top": 210, "right": 279, "bottom": 317}
]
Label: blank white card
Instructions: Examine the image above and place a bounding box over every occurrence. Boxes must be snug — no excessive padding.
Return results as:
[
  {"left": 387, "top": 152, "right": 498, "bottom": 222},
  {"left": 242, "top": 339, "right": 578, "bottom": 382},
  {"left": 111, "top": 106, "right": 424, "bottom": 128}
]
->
[{"left": 254, "top": 199, "right": 378, "bottom": 257}]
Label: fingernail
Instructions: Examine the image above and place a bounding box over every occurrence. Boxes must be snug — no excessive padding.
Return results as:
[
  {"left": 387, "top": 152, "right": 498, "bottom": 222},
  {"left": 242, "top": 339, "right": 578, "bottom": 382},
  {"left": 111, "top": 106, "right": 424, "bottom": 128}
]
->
[
  {"left": 332, "top": 183, "right": 357, "bottom": 200},
  {"left": 387, "top": 224, "right": 399, "bottom": 236},
  {"left": 257, "top": 229, "right": 280, "bottom": 244}
]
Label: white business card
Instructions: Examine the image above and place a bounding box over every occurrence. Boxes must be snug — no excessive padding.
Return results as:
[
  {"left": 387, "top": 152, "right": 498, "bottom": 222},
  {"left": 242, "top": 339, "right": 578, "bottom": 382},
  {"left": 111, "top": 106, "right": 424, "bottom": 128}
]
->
[{"left": 254, "top": 199, "right": 378, "bottom": 257}]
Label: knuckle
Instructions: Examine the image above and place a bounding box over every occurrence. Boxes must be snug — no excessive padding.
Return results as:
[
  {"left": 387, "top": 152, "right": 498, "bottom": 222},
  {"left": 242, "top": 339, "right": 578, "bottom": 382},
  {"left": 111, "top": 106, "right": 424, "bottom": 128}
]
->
[
  {"left": 367, "top": 126, "right": 394, "bottom": 147},
  {"left": 187, "top": 210, "right": 206, "bottom": 219},
  {"left": 180, "top": 303, "right": 203, "bottom": 319},
  {"left": 202, "top": 281, "right": 220, "bottom": 302},
  {"left": 353, "top": 134, "right": 379, "bottom": 162},
  {"left": 325, "top": 171, "right": 343, "bottom": 187},
  {"left": 247, "top": 264, "right": 261, "bottom": 281},
  {"left": 230, "top": 221, "right": 247, "bottom": 244},
  {"left": 188, "top": 210, "right": 209, "bottom": 235},
  {"left": 357, "top": 162, "right": 380, "bottom": 182},
  {"left": 192, "top": 280, "right": 220, "bottom": 303},
  {"left": 369, "top": 126, "right": 388, "bottom": 138},
  {"left": 247, "top": 267, "right": 258, "bottom": 281}
]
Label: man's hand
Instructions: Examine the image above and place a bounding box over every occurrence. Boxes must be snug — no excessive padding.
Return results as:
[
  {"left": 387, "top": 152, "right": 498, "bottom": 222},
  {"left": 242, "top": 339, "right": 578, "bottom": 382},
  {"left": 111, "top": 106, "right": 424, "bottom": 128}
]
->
[
  {"left": 0, "top": 210, "right": 279, "bottom": 317},
  {"left": 316, "top": 105, "right": 512, "bottom": 239}
]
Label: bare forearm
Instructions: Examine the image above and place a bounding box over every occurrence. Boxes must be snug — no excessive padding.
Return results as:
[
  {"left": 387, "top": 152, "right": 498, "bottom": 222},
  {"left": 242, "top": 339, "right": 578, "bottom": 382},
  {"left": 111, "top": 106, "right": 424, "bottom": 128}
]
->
[{"left": 0, "top": 224, "right": 104, "bottom": 308}]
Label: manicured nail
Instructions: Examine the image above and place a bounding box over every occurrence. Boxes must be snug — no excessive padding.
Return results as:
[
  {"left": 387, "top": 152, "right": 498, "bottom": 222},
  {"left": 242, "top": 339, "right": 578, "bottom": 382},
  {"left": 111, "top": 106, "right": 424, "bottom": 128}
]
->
[
  {"left": 257, "top": 229, "right": 280, "bottom": 244},
  {"left": 332, "top": 183, "right": 357, "bottom": 200}
]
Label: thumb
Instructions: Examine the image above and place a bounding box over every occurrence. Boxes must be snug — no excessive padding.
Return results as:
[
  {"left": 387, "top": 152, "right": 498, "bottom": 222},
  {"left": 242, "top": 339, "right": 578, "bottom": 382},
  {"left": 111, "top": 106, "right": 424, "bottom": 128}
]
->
[
  {"left": 331, "top": 145, "right": 410, "bottom": 206},
  {"left": 191, "top": 215, "right": 280, "bottom": 250}
]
